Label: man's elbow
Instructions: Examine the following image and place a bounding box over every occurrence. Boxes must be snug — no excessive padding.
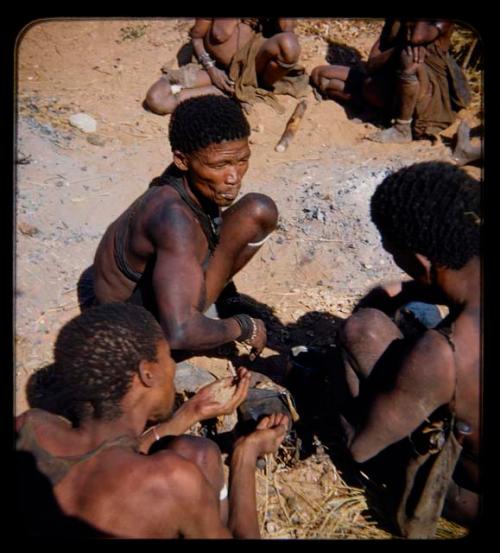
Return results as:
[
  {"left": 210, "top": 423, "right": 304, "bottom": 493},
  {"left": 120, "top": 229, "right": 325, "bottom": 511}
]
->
[{"left": 165, "top": 326, "right": 191, "bottom": 351}]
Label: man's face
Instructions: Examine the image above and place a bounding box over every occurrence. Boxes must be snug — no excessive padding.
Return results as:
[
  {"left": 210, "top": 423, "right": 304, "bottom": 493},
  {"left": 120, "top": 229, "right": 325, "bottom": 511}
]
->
[
  {"left": 382, "top": 238, "right": 429, "bottom": 284},
  {"left": 150, "top": 338, "right": 176, "bottom": 422},
  {"left": 185, "top": 138, "right": 251, "bottom": 207}
]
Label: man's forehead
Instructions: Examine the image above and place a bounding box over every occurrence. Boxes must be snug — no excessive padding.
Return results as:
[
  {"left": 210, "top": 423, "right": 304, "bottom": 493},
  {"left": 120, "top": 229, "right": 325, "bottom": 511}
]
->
[{"left": 195, "top": 138, "right": 250, "bottom": 158}]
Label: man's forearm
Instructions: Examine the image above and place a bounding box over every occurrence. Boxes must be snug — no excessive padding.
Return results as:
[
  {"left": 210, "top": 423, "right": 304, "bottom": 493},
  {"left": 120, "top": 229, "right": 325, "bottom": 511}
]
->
[
  {"left": 164, "top": 313, "right": 243, "bottom": 351},
  {"left": 139, "top": 402, "right": 199, "bottom": 452},
  {"left": 228, "top": 442, "right": 260, "bottom": 538}
]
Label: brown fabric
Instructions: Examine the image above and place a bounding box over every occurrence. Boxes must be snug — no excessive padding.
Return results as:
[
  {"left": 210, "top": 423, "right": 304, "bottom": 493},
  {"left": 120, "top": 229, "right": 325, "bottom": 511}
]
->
[
  {"left": 228, "top": 33, "right": 310, "bottom": 114},
  {"left": 396, "top": 412, "right": 463, "bottom": 538},
  {"left": 413, "top": 43, "right": 471, "bottom": 138},
  {"left": 160, "top": 62, "right": 202, "bottom": 88},
  {"left": 16, "top": 410, "right": 139, "bottom": 487}
]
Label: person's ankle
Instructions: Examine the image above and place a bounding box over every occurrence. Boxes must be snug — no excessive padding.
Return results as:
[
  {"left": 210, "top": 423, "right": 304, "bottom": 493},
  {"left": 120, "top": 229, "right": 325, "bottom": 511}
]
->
[{"left": 394, "top": 118, "right": 412, "bottom": 136}]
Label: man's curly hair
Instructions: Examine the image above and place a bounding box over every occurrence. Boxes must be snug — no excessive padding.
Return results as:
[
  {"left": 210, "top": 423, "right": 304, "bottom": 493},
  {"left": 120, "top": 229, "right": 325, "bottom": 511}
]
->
[
  {"left": 169, "top": 94, "right": 250, "bottom": 154},
  {"left": 371, "top": 161, "right": 480, "bottom": 269},
  {"left": 27, "top": 303, "right": 165, "bottom": 424}
]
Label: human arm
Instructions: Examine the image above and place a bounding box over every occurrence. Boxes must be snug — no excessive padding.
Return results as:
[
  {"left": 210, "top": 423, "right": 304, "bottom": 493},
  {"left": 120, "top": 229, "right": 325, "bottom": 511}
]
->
[
  {"left": 354, "top": 279, "right": 447, "bottom": 316},
  {"left": 348, "top": 331, "right": 455, "bottom": 463},
  {"left": 227, "top": 413, "right": 289, "bottom": 537},
  {"left": 139, "top": 368, "right": 251, "bottom": 453},
  {"left": 277, "top": 18, "right": 297, "bottom": 32},
  {"left": 147, "top": 413, "right": 288, "bottom": 538},
  {"left": 402, "top": 20, "right": 454, "bottom": 65},
  {"left": 190, "top": 18, "right": 235, "bottom": 94},
  {"left": 149, "top": 203, "right": 263, "bottom": 352}
]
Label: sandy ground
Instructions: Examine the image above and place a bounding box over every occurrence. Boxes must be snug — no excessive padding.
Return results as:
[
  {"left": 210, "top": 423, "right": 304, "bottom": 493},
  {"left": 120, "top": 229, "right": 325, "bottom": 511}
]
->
[{"left": 15, "top": 18, "right": 481, "bottom": 538}]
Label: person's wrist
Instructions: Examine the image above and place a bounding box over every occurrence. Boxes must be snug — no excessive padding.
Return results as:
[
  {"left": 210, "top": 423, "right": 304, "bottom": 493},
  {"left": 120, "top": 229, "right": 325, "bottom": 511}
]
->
[
  {"left": 232, "top": 435, "right": 260, "bottom": 462},
  {"left": 177, "top": 396, "right": 203, "bottom": 426},
  {"left": 233, "top": 314, "right": 258, "bottom": 344}
]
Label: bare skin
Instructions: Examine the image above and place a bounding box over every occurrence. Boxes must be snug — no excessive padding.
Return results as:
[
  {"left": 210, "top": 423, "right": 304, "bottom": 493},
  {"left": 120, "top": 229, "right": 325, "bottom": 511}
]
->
[
  {"left": 338, "top": 245, "right": 480, "bottom": 524},
  {"left": 452, "top": 120, "right": 482, "bottom": 166},
  {"left": 145, "top": 18, "right": 301, "bottom": 115},
  {"left": 311, "top": 19, "right": 454, "bottom": 143},
  {"left": 16, "top": 338, "right": 289, "bottom": 538},
  {"left": 93, "top": 138, "right": 277, "bottom": 356}
]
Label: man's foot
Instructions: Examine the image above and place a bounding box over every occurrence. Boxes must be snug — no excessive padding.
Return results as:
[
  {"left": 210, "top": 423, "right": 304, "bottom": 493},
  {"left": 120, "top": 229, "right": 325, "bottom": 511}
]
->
[
  {"left": 368, "top": 123, "right": 413, "bottom": 144},
  {"left": 452, "top": 120, "right": 482, "bottom": 166}
]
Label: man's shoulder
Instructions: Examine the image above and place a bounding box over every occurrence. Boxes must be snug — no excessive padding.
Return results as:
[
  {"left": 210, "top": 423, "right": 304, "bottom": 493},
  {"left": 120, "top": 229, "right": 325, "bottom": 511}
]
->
[{"left": 125, "top": 449, "right": 209, "bottom": 505}]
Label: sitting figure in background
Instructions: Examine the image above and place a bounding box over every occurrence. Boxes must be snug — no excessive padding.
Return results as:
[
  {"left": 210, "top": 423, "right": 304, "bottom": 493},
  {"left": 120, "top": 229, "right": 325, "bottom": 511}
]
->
[
  {"left": 337, "top": 161, "right": 480, "bottom": 537},
  {"left": 311, "top": 19, "right": 471, "bottom": 143},
  {"left": 18, "top": 303, "right": 289, "bottom": 538},
  {"left": 145, "top": 18, "right": 309, "bottom": 115}
]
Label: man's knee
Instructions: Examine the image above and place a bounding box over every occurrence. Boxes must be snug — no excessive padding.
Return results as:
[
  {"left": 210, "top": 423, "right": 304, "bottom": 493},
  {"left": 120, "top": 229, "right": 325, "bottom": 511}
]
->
[
  {"left": 274, "top": 32, "right": 301, "bottom": 65},
  {"left": 310, "top": 66, "right": 322, "bottom": 85},
  {"left": 241, "top": 193, "right": 279, "bottom": 232},
  {"left": 145, "top": 81, "right": 177, "bottom": 115},
  {"left": 340, "top": 308, "right": 399, "bottom": 348}
]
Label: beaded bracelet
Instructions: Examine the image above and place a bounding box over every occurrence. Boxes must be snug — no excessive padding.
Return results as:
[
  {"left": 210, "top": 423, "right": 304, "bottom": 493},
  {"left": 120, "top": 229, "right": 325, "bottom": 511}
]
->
[
  {"left": 233, "top": 314, "right": 257, "bottom": 344},
  {"left": 199, "top": 52, "right": 216, "bottom": 70}
]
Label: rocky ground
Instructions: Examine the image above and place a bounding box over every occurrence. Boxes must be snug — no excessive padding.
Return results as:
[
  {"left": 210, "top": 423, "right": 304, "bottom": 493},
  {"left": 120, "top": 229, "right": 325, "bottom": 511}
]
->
[{"left": 15, "top": 18, "right": 481, "bottom": 539}]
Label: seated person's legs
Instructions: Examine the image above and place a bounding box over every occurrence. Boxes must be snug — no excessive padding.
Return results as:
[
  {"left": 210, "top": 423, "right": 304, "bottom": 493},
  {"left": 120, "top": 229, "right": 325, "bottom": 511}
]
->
[
  {"left": 339, "top": 307, "right": 404, "bottom": 397},
  {"left": 255, "top": 32, "right": 301, "bottom": 88},
  {"left": 144, "top": 70, "right": 220, "bottom": 115},
  {"left": 310, "top": 65, "right": 365, "bottom": 104}
]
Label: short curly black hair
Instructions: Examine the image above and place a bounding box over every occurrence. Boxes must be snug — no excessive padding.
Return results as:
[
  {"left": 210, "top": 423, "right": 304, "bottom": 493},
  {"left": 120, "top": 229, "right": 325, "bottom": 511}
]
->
[
  {"left": 168, "top": 94, "right": 250, "bottom": 154},
  {"left": 27, "top": 303, "right": 165, "bottom": 424},
  {"left": 371, "top": 161, "right": 480, "bottom": 269}
]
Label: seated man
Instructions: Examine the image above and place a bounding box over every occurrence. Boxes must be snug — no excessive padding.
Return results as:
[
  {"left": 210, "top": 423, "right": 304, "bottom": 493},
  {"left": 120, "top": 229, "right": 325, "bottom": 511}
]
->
[
  {"left": 311, "top": 19, "right": 471, "bottom": 143},
  {"left": 336, "top": 162, "right": 480, "bottom": 535},
  {"left": 17, "top": 303, "right": 289, "bottom": 538},
  {"left": 85, "top": 95, "right": 277, "bottom": 358},
  {"left": 145, "top": 18, "right": 308, "bottom": 115}
]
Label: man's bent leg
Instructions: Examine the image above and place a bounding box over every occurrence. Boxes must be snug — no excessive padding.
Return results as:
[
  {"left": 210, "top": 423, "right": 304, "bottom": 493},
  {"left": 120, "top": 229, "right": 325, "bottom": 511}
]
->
[
  {"left": 339, "top": 308, "right": 404, "bottom": 396},
  {"left": 204, "top": 193, "right": 278, "bottom": 308},
  {"left": 145, "top": 69, "right": 219, "bottom": 115}
]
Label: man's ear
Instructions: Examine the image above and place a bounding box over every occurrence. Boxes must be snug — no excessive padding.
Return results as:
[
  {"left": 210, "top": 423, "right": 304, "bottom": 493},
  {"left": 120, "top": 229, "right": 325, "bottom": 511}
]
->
[
  {"left": 415, "top": 253, "right": 433, "bottom": 284},
  {"left": 138, "top": 360, "right": 158, "bottom": 388},
  {"left": 173, "top": 150, "right": 189, "bottom": 172}
]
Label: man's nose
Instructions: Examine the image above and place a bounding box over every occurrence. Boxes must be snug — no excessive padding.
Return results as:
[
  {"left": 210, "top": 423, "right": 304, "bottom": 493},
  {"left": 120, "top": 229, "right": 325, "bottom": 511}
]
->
[{"left": 225, "top": 166, "right": 238, "bottom": 184}]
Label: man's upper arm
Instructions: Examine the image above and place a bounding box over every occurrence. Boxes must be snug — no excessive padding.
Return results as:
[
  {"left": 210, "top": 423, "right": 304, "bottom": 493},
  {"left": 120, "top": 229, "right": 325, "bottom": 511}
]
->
[{"left": 148, "top": 204, "right": 206, "bottom": 339}]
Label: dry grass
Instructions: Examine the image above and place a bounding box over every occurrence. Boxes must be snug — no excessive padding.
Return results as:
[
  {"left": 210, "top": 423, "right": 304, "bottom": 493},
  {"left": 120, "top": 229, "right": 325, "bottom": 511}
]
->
[{"left": 254, "top": 451, "right": 468, "bottom": 540}]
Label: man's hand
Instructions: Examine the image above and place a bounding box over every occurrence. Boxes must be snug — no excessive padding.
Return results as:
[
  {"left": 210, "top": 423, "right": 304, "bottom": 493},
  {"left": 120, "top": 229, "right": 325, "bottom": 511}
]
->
[
  {"left": 246, "top": 318, "right": 267, "bottom": 361},
  {"left": 402, "top": 45, "right": 426, "bottom": 68},
  {"left": 207, "top": 66, "right": 235, "bottom": 94},
  {"left": 187, "top": 367, "right": 251, "bottom": 421},
  {"left": 240, "top": 413, "right": 289, "bottom": 457}
]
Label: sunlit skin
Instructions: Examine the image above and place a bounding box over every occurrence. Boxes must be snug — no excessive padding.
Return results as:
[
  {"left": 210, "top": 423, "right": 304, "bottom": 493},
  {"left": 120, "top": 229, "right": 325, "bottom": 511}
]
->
[
  {"left": 93, "top": 137, "right": 277, "bottom": 354},
  {"left": 16, "top": 334, "right": 289, "bottom": 537},
  {"left": 144, "top": 18, "right": 300, "bottom": 116},
  {"left": 339, "top": 239, "right": 480, "bottom": 526},
  {"left": 174, "top": 139, "right": 251, "bottom": 208},
  {"left": 146, "top": 339, "right": 177, "bottom": 423}
]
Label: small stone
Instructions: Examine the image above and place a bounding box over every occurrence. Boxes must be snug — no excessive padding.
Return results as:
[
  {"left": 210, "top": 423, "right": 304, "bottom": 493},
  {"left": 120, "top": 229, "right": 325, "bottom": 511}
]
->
[
  {"left": 69, "top": 113, "right": 97, "bottom": 133},
  {"left": 87, "top": 134, "right": 106, "bottom": 146},
  {"left": 18, "top": 222, "right": 39, "bottom": 237}
]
